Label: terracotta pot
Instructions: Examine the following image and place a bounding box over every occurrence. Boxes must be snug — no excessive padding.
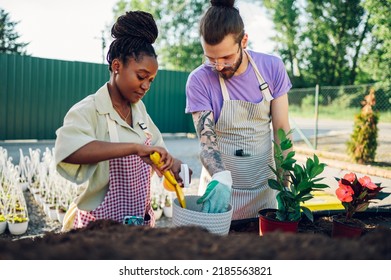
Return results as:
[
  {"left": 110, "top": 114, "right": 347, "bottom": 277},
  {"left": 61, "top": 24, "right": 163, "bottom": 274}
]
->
[
  {"left": 258, "top": 209, "right": 299, "bottom": 236},
  {"left": 332, "top": 215, "right": 363, "bottom": 238}
]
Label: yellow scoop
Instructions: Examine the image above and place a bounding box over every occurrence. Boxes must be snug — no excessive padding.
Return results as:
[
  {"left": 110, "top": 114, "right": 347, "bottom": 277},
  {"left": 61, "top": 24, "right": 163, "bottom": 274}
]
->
[{"left": 150, "top": 152, "right": 186, "bottom": 208}]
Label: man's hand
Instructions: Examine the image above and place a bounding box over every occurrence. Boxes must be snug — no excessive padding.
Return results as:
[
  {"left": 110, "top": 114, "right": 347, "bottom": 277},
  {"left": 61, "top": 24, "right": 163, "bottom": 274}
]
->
[{"left": 197, "top": 170, "right": 232, "bottom": 213}]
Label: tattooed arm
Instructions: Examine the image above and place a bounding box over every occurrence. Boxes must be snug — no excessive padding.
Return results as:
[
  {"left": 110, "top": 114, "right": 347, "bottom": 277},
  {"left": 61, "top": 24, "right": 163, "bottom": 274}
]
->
[{"left": 192, "top": 111, "right": 226, "bottom": 176}]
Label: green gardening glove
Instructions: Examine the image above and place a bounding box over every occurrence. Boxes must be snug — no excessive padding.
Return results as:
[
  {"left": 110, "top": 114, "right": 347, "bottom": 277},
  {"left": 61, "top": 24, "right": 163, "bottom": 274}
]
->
[{"left": 197, "top": 170, "right": 232, "bottom": 213}]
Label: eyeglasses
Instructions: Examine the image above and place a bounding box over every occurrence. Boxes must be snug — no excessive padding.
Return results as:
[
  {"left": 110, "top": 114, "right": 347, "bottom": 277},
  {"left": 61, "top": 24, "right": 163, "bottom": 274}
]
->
[{"left": 203, "top": 45, "right": 241, "bottom": 69}]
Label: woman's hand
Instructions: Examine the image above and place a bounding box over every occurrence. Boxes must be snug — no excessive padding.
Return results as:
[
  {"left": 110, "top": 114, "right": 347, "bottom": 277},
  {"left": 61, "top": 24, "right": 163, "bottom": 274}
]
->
[
  {"left": 137, "top": 145, "right": 173, "bottom": 176},
  {"left": 170, "top": 158, "right": 193, "bottom": 187}
]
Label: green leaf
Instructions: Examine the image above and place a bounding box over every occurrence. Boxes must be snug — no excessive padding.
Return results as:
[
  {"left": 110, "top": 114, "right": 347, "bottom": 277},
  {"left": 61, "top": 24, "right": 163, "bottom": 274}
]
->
[
  {"left": 313, "top": 154, "right": 319, "bottom": 165},
  {"left": 358, "top": 189, "right": 368, "bottom": 200},
  {"left": 286, "top": 151, "right": 296, "bottom": 160},
  {"left": 277, "top": 128, "right": 287, "bottom": 141},
  {"left": 306, "top": 157, "right": 314, "bottom": 172},
  {"left": 296, "top": 181, "right": 312, "bottom": 193},
  {"left": 300, "top": 195, "right": 314, "bottom": 202},
  {"left": 297, "top": 188, "right": 312, "bottom": 198},
  {"left": 356, "top": 202, "right": 369, "bottom": 212},
  {"left": 280, "top": 139, "right": 292, "bottom": 151},
  {"left": 309, "top": 164, "right": 326, "bottom": 178},
  {"left": 311, "top": 177, "right": 325, "bottom": 183},
  {"left": 268, "top": 179, "right": 284, "bottom": 191},
  {"left": 301, "top": 206, "right": 313, "bottom": 222},
  {"left": 313, "top": 183, "right": 329, "bottom": 189},
  {"left": 375, "top": 192, "right": 391, "bottom": 200}
]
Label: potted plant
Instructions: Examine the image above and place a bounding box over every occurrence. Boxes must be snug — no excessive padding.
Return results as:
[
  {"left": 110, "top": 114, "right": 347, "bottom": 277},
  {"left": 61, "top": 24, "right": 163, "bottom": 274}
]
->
[
  {"left": 163, "top": 194, "right": 173, "bottom": 218},
  {"left": 259, "top": 128, "right": 329, "bottom": 235},
  {"left": 151, "top": 195, "right": 163, "bottom": 220},
  {"left": 7, "top": 213, "right": 29, "bottom": 235},
  {"left": 0, "top": 212, "right": 6, "bottom": 234},
  {"left": 333, "top": 172, "right": 390, "bottom": 238},
  {"left": 56, "top": 204, "right": 68, "bottom": 223}
]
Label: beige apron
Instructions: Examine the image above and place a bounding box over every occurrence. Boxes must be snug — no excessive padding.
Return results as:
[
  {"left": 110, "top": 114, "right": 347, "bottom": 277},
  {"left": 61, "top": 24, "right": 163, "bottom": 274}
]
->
[{"left": 199, "top": 50, "right": 277, "bottom": 220}]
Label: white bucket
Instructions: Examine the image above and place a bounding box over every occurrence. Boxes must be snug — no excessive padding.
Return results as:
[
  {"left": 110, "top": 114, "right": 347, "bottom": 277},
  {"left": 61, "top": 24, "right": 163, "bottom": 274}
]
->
[{"left": 172, "top": 195, "right": 233, "bottom": 236}]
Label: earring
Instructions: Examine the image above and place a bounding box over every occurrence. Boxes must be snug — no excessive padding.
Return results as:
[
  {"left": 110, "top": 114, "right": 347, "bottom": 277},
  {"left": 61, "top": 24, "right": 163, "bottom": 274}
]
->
[{"left": 115, "top": 70, "right": 118, "bottom": 74}]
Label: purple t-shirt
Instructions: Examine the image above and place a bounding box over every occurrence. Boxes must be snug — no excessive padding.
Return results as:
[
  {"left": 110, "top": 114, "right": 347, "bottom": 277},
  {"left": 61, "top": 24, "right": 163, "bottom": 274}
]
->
[{"left": 185, "top": 50, "right": 292, "bottom": 121}]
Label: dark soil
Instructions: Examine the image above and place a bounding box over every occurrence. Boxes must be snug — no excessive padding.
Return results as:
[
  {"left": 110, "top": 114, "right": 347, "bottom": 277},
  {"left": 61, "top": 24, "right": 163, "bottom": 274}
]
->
[{"left": 1, "top": 212, "right": 391, "bottom": 260}]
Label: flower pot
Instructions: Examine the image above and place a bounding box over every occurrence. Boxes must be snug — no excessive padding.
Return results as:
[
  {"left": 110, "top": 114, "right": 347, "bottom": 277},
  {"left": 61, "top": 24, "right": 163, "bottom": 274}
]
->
[
  {"left": 0, "top": 221, "right": 7, "bottom": 234},
  {"left": 163, "top": 206, "right": 173, "bottom": 218},
  {"left": 57, "top": 209, "right": 67, "bottom": 223},
  {"left": 19, "top": 182, "right": 29, "bottom": 191},
  {"left": 259, "top": 209, "right": 299, "bottom": 236},
  {"left": 7, "top": 221, "right": 28, "bottom": 235},
  {"left": 172, "top": 195, "right": 233, "bottom": 236},
  {"left": 48, "top": 207, "right": 58, "bottom": 220},
  {"left": 153, "top": 208, "right": 163, "bottom": 220},
  {"left": 331, "top": 215, "right": 363, "bottom": 238}
]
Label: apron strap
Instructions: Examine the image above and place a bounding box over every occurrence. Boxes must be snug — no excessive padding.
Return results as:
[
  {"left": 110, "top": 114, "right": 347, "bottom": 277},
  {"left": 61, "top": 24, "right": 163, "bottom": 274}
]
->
[
  {"left": 244, "top": 50, "right": 274, "bottom": 102},
  {"left": 218, "top": 50, "right": 274, "bottom": 102},
  {"left": 218, "top": 76, "right": 231, "bottom": 101}
]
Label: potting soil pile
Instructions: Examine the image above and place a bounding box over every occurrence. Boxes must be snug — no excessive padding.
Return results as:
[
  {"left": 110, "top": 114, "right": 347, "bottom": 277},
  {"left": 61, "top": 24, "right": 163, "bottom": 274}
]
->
[{"left": 0, "top": 218, "right": 390, "bottom": 259}]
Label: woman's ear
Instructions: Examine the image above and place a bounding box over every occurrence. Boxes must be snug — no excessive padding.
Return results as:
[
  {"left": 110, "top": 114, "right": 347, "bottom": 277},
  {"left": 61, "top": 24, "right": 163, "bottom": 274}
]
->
[
  {"left": 112, "top": 59, "right": 120, "bottom": 74},
  {"left": 241, "top": 33, "right": 249, "bottom": 49}
]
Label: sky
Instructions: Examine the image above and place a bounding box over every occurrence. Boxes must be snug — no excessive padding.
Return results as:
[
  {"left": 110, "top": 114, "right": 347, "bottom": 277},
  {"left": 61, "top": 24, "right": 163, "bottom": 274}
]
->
[{"left": 1, "top": 0, "right": 276, "bottom": 65}]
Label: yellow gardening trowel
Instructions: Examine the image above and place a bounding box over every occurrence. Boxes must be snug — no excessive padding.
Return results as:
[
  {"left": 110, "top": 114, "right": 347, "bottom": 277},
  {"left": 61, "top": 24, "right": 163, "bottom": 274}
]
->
[{"left": 150, "top": 152, "right": 186, "bottom": 208}]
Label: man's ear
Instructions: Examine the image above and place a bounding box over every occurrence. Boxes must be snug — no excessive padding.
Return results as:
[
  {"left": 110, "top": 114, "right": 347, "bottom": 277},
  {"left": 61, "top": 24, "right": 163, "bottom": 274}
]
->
[{"left": 241, "top": 33, "right": 249, "bottom": 49}]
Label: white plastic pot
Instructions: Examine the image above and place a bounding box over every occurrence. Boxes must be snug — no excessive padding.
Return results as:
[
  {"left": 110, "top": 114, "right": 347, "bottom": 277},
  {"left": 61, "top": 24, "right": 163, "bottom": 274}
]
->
[
  {"left": 0, "top": 221, "right": 7, "bottom": 234},
  {"left": 172, "top": 195, "right": 233, "bottom": 236},
  {"left": 7, "top": 221, "right": 28, "bottom": 235}
]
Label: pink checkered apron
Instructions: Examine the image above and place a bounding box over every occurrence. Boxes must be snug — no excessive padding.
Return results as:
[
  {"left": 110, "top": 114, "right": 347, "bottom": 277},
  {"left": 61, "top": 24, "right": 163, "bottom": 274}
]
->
[{"left": 73, "top": 115, "right": 155, "bottom": 228}]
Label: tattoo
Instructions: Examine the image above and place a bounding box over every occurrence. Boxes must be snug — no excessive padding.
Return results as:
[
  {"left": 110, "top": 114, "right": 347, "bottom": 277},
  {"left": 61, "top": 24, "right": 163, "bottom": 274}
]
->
[{"left": 193, "top": 111, "right": 225, "bottom": 175}]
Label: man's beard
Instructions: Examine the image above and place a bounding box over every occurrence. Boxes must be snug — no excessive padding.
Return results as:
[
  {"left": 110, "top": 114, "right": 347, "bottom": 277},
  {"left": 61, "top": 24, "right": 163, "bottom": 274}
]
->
[{"left": 214, "top": 49, "right": 243, "bottom": 80}]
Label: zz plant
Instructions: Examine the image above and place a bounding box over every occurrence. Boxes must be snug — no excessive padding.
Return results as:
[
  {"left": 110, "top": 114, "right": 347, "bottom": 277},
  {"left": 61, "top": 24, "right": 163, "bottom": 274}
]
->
[{"left": 268, "top": 129, "right": 329, "bottom": 222}]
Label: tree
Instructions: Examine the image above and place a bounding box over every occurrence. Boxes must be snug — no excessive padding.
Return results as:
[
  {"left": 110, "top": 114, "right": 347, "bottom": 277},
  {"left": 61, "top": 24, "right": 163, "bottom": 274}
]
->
[
  {"left": 261, "top": 0, "right": 377, "bottom": 87},
  {"left": 300, "top": 0, "right": 368, "bottom": 86},
  {"left": 359, "top": 0, "right": 391, "bottom": 86},
  {"left": 112, "top": 0, "right": 208, "bottom": 71},
  {"left": 261, "top": 1, "right": 300, "bottom": 80},
  {"left": 0, "top": 9, "right": 28, "bottom": 54}
]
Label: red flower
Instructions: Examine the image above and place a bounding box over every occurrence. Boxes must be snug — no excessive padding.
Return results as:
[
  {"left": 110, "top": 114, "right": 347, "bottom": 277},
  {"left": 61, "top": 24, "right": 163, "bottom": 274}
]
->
[
  {"left": 343, "top": 172, "right": 356, "bottom": 183},
  {"left": 336, "top": 184, "right": 354, "bottom": 202},
  {"left": 358, "top": 176, "right": 377, "bottom": 190},
  {"left": 335, "top": 173, "right": 389, "bottom": 220}
]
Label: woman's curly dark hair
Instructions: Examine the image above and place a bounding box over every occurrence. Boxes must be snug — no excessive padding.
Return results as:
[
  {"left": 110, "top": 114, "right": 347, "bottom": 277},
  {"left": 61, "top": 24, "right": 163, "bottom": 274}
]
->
[{"left": 106, "top": 11, "right": 158, "bottom": 71}]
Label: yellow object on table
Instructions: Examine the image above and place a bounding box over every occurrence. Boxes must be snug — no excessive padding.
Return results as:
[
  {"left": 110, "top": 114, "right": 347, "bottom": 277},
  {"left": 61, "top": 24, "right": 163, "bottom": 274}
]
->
[
  {"left": 150, "top": 152, "right": 186, "bottom": 208},
  {"left": 302, "top": 192, "right": 344, "bottom": 211}
]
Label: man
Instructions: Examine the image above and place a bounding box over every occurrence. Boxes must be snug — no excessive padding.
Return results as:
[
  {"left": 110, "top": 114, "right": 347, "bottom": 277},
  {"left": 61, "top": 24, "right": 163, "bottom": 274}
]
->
[{"left": 185, "top": 0, "right": 292, "bottom": 220}]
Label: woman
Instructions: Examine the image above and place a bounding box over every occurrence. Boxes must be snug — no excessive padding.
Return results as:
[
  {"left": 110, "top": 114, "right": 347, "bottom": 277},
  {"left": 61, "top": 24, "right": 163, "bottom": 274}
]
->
[{"left": 55, "top": 11, "right": 187, "bottom": 230}]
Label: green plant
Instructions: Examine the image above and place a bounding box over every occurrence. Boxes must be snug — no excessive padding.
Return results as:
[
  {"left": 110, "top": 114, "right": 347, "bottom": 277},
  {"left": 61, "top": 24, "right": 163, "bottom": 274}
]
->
[
  {"left": 268, "top": 129, "right": 329, "bottom": 222},
  {"left": 164, "top": 195, "right": 172, "bottom": 207},
  {"left": 7, "top": 213, "right": 28, "bottom": 223},
  {"left": 0, "top": 214, "right": 6, "bottom": 222},
  {"left": 151, "top": 196, "right": 161, "bottom": 211},
  {"left": 347, "top": 88, "right": 379, "bottom": 164}
]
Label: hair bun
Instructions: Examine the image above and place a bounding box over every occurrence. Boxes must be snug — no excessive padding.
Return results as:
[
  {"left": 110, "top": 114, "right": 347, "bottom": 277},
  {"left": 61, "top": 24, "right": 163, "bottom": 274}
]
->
[
  {"left": 111, "top": 11, "right": 158, "bottom": 44},
  {"left": 210, "top": 0, "right": 235, "bottom": 8}
]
